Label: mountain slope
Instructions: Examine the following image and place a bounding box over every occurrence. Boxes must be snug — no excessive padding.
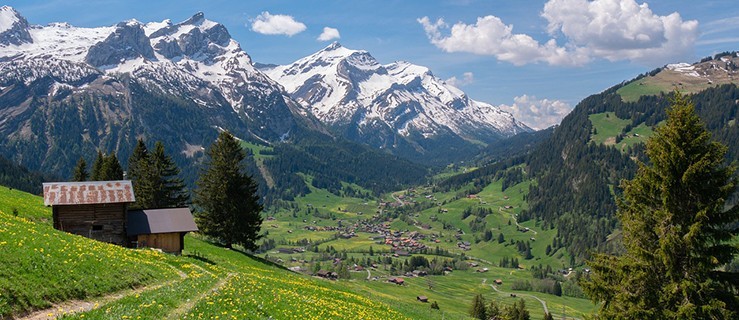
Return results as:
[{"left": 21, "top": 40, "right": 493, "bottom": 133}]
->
[
  {"left": 0, "top": 7, "right": 328, "bottom": 181},
  {"left": 262, "top": 42, "right": 531, "bottom": 164}
]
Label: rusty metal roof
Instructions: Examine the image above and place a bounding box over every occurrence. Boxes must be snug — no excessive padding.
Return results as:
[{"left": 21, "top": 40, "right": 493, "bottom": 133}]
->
[
  {"left": 43, "top": 180, "right": 135, "bottom": 206},
  {"left": 127, "top": 208, "right": 199, "bottom": 236}
]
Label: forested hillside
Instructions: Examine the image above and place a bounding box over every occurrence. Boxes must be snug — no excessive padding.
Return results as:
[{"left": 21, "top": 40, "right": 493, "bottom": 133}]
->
[
  {"left": 439, "top": 83, "right": 738, "bottom": 263},
  {"left": 522, "top": 84, "right": 738, "bottom": 261}
]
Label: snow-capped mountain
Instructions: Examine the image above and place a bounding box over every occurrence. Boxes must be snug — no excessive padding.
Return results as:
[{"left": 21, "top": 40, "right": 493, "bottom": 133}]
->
[
  {"left": 0, "top": 6, "right": 321, "bottom": 176},
  {"left": 262, "top": 42, "right": 531, "bottom": 159}
]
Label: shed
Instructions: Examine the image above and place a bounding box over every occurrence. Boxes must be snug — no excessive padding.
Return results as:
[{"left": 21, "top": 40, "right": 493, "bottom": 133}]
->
[
  {"left": 417, "top": 296, "right": 428, "bottom": 303},
  {"left": 127, "top": 208, "right": 198, "bottom": 254},
  {"left": 44, "top": 181, "right": 135, "bottom": 245}
]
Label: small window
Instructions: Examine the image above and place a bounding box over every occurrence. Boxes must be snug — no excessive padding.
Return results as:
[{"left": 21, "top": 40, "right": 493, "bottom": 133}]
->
[{"left": 92, "top": 225, "right": 103, "bottom": 231}]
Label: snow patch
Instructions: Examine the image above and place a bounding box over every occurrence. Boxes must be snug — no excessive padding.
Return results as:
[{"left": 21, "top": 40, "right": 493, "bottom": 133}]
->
[{"left": 0, "top": 6, "right": 19, "bottom": 33}]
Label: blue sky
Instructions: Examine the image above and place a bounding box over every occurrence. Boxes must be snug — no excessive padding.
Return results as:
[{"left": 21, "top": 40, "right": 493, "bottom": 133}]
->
[{"left": 5, "top": 0, "right": 739, "bottom": 129}]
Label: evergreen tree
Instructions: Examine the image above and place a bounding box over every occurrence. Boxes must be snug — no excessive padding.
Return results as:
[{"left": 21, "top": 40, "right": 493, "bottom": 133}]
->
[
  {"left": 487, "top": 300, "right": 501, "bottom": 319},
  {"left": 149, "top": 142, "right": 188, "bottom": 208},
  {"left": 430, "top": 301, "right": 440, "bottom": 310},
  {"left": 543, "top": 312, "right": 554, "bottom": 320},
  {"left": 128, "top": 139, "right": 153, "bottom": 208},
  {"left": 581, "top": 92, "right": 739, "bottom": 319},
  {"left": 101, "top": 153, "right": 124, "bottom": 180},
  {"left": 469, "top": 293, "right": 487, "bottom": 320},
  {"left": 91, "top": 150, "right": 104, "bottom": 181},
  {"left": 72, "top": 157, "right": 88, "bottom": 181},
  {"left": 503, "top": 299, "right": 530, "bottom": 320},
  {"left": 194, "top": 131, "right": 263, "bottom": 250}
]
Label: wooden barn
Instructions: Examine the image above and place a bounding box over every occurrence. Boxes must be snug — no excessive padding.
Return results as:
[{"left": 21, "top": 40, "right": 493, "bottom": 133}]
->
[
  {"left": 127, "top": 208, "right": 198, "bottom": 254},
  {"left": 43, "top": 181, "right": 135, "bottom": 246},
  {"left": 43, "top": 180, "right": 197, "bottom": 254}
]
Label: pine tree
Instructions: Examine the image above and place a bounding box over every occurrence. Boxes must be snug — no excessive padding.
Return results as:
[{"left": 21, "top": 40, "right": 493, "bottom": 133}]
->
[
  {"left": 149, "top": 142, "right": 188, "bottom": 208},
  {"left": 128, "top": 139, "right": 152, "bottom": 208},
  {"left": 101, "top": 153, "right": 124, "bottom": 180},
  {"left": 91, "top": 150, "right": 104, "bottom": 181},
  {"left": 581, "top": 92, "right": 738, "bottom": 319},
  {"left": 487, "top": 300, "right": 501, "bottom": 319},
  {"left": 194, "top": 131, "right": 263, "bottom": 250},
  {"left": 503, "top": 299, "right": 530, "bottom": 320},
  {"left": 469, "top": 293, "right": 487, "bottom": 320},
  {"left": 72, "top": 157, "right": 88, "bottom": 181}
]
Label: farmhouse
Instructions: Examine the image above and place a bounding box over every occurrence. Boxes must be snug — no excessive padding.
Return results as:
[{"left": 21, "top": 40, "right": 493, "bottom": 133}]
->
[{"left": 43, "top": 180, "right": 197, "bottom": 254}]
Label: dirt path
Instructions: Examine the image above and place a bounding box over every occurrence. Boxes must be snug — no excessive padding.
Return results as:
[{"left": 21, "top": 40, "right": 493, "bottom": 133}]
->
[
  {"left": 488, "top": 283, "right": 549, "bottom": 315},
  {"left": 499, "top": 207, "right": 537, "bottom": 235},
  {"left": 20, "top": 280, "right": 177, "bottom": 320},
  {"left": 167, "top": 272, "right": 235, "bottom": 319},
  {"left": 21, "top": 262, "right": 190, "bottom": 320}
]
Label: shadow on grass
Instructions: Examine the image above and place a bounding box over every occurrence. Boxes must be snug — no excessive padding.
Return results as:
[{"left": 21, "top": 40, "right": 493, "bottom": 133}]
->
[{"left": 183, "top": 253, "right": 217, "bottom": 265}]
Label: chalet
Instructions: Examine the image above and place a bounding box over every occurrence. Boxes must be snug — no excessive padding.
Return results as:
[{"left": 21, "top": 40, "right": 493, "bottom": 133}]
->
[
  {"left": 494, "top": 279, "right": 503, "bottom": 285},
  {"left": 416, "top": 296, "right": 428, "bottom": 303},
  {"left": 44, "top": 181, "right": 135, "bottom": 246},
  {"left": 316, "top": 270, "right": 330, "bottom": 278},
  {"left": 43, "top": 180, "right": 197, "bottom": 254},
  {"left": 388, "top": 277, "right": 405, "bottom": 285},
  {"left": 127, "top": 208, "right": 198, "bottom": 254}
]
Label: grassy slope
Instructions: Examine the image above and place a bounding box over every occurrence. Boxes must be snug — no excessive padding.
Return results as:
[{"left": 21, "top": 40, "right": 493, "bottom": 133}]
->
[
  {"left": 0, "top": 187, "right": 440, "bottom": 319},
  {"left": 589, "top": 112, "right": 658, "bottom": 153}
]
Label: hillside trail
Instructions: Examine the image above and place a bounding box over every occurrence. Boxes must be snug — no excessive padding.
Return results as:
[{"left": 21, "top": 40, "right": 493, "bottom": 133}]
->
[
  {"left": 19, "top": 280, "right": 176, "bottom": 320},
  {"left": 487, "top": 281, "right": 549, "bottom": 315},
  {"left": 166, "top": 272, "right": 236, "bottom": 319},
  {"left": 499, "top": 207, "right": 537, "bottom": 235},
  {"left": 20, "top": 264, "right": 189, "bottom": 320}
]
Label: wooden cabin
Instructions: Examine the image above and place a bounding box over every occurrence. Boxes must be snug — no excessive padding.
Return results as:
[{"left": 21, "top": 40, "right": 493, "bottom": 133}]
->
[
  {"left": 43, "top": 181, "right": 135, "bottom": 246},
  {"left": 43, "top": 180, "right": 198, "bottom": 254},
  {"left": 127, "top": 208, "right": 198, "bottom": 254}
]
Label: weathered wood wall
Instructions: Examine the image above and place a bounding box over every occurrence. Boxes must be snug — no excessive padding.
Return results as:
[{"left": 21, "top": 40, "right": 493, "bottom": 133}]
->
[
  {"left": 53, "top": 203, "right": 127, "bottom": 245},
  {"left": 137, "top": 233, "right": 183, "bottom": 254}
]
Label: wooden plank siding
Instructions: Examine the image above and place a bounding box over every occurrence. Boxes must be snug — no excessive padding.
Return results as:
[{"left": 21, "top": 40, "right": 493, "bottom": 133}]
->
[
  {"left": 53, "top": 203, "right": 128, "bottom": 245},
  {"left": 136, "top": 233, "right": 184, "bottom": 254}
]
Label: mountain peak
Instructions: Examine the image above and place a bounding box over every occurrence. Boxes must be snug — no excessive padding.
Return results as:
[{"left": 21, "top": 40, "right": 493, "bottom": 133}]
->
[
  {"left": 0, "top": 6, "right": 32, "bottom": 45},
  {"left": 324, "top": 41, "right": 342, "bottom": 51},
  {"left": 183, "top": 12, "right": 206, "bottom": 26}
]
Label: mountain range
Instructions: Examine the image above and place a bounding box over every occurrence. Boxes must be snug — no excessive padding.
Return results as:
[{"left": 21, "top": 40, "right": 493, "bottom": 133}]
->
[
  {"left": 261, "top": 42, "right": 530, "bottom": 162},
  {"left": 0, "top": 6, "right": 529, "bottom": 178}
]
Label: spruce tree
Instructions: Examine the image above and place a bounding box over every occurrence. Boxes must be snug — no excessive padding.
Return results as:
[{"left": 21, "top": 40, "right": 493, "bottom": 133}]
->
[
  {"left": 128, "top": 139, "right": 152, "bottom": 208},
  {"left": 469, "top": 293, "right": 487, "bottom": 320},
  {"left": 72, "top": 157, "right": 88, "bottom": 181},
  {"left": 91, "top": 150, "right": 104, "bottom": 181},
  {"left": 101, "top": 153, "right": 124, "bottom": 180},
  {"left": 194, "top": 131, "right": 263, "bottom": 250},
  {"left": 149, "top": 142, "right": 188, "bottom": 208},
  {"left": 581, "top": 92, "right": 738, "bottom": 319}
]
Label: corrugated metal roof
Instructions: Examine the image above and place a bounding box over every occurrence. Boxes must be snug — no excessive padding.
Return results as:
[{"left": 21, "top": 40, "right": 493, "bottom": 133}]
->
[
  {"left": 43, "top": 180, "right": 135, "bottom": 206},
  {"left": 127, "top": 208, "right": 199, "bottom": 236}
]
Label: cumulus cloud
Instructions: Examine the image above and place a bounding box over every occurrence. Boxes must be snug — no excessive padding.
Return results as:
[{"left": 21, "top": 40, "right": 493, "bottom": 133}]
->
[
  {"left": 317, "top": 27, "right": 341, "bottom": 41},
  {"left": 418, "top": 16, "right": 586, "bottom": 66},
  {"left": 499, "top": 95, "right": 572, "bottom": 130},
  {"left": 418, "top": 0, "right": 698, "bottom": 66},
  {"left": 251, "top": 12, "right": 306, "bottom": 36},
  {"left": 445, "top": 72, "right": 474, "bottom": 87}
]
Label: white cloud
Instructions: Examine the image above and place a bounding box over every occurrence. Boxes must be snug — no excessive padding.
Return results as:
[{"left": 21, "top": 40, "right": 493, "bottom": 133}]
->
[
  {"left": 418, "top": 16, "right": 586, "bottom": 66},
  {"left": 317, "top": 27, "right": 341, "bottom": 41},
  {"left": 251, "top": 12, "right": 306, "bottom": 36},
  {"left": 499, "top": 95, "right": 572, "bottom": 130},
  {"left": 542, "top": 0, "right": 698, "bottom": 64},
  {"left": 418, "top": 0, "right": 698, "bottom": 66},
  {"left": 445, "top": 72, "right": 474, "bottom": 87}
]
